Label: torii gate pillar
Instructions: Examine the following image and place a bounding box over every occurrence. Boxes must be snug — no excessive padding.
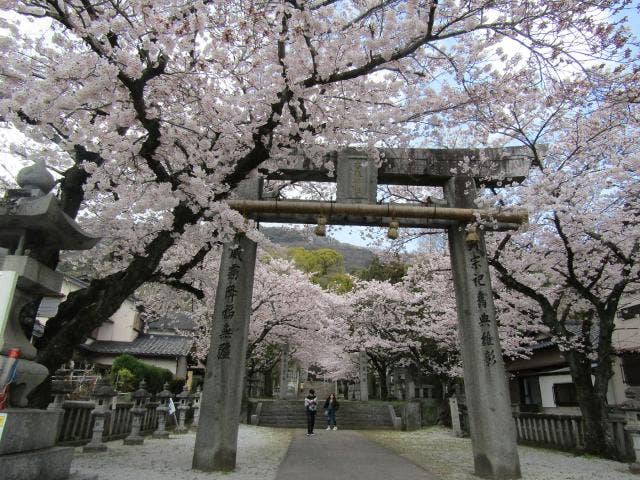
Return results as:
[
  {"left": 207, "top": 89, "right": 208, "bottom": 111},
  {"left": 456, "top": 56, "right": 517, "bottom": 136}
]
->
[{"left": 445, "top": 176, "right": 521, "bottom": 479}]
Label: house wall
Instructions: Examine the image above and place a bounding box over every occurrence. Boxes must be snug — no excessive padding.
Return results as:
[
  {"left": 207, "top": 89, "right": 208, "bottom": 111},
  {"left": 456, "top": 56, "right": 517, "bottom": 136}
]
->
[
  {"left": 94, "top": 306, "right": 139, "bottom": 342},
  {"left": 539, "top": 373, "right": 573, "bottom": 408},
  {"left": 39, "top": 278, "right": 140, "bottom": 342},
  {"left": 611, "top": 290, "right": 640, "bottom": 404},
  {"left": 538, "top": 372, "right": 615, "bottom": 410}
]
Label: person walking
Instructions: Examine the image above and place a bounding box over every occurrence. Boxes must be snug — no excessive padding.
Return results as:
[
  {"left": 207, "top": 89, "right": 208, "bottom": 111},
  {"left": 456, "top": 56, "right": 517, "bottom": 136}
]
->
[
  {"left": 304, "top": 389, "right": 318, "bottom": 436},
  {"left": 324, "top": 393, "right": 339, "bottom": 430}
]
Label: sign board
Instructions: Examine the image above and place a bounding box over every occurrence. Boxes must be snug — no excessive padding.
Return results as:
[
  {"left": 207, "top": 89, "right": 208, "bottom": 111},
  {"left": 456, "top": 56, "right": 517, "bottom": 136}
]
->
[
  {"left": 0, "top": 272, "right": 19, "bottom": 349},
  {"left": 336, "top": 155, "right": 377, "bottom": 204},
  {"left": 0, "top": 413, "right": 6, "bottom": 442}
]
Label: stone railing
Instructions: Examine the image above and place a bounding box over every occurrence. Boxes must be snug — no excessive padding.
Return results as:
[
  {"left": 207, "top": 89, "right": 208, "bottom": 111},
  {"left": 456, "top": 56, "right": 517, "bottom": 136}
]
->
[
  {"left": 57, "top": 400, "right": 95, "bottom": 445},
  {"left": 56, "top": 400, "right": 161, "bottom": 445},
  {"left": 52, "top": 380, "right": 202, "bottom": 448}
]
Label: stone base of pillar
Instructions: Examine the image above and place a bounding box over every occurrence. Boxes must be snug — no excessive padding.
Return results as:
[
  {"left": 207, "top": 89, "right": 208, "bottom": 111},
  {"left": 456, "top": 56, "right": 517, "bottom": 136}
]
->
[
  {"left": 0, "top": 446, "right": 74, "bottom": 480},
  {"left": 152, "top": 431, "right": 170, "bottom": 439},
  {"left": 0, "top": 409, "right": 75, "bottom": 480},
  {"left": 82, "top": 442, "right": 107, "bottom": 453},
  {"left": 123, "top": 436, "right": 144, "bottom": 445},
  {"left": 174, "top": 426, "right": 189, "bottom": 434},
  {"left": 629, "top": 462, "right": 640, "bottom": 474}
]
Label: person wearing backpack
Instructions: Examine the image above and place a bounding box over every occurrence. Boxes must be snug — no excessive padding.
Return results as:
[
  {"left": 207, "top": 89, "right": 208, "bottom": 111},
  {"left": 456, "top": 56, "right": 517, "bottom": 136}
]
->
[
  {"left": 323, "top": 393, "right": 339, "bottom": 430},
  {"left": 304, "top": 389, "right": 318, "bottom": 436}
]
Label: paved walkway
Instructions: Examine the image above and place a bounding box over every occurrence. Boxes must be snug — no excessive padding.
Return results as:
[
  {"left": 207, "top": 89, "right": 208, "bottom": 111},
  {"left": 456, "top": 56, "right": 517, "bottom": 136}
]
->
[{"left": 274, "top": 429, "right": 438, "bottom": 480}]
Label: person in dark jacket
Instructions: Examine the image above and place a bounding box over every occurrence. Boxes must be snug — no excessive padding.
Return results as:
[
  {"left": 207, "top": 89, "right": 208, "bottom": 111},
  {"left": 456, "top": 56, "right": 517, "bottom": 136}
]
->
[
  {"left": 323, "top": 393, "right": 339, "bottom": 430},
  {"left": 304, "top": 389, "right": 318, "bottom": 436}
]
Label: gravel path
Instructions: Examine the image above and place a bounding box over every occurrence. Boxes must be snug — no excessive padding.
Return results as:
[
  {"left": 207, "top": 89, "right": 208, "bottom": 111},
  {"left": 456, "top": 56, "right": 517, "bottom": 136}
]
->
[
  {"left": 70, "top": 425, "right": 293, "bottom": 480},
  {"left": 364, "top": 426, "right": 637, "bottom": 480}
]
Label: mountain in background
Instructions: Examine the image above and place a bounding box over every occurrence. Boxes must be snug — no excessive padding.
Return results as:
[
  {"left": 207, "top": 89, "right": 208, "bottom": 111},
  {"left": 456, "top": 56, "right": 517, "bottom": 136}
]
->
[{"left": 260, "top": 226, "right": 374, "bottom": 272}]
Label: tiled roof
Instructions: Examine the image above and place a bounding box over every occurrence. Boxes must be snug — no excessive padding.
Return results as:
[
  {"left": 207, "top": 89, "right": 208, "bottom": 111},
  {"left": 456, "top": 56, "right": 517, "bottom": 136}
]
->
[
  {"left": 531, "top": 323, "right": 600, "bottom": 351},
  {"left": 147, "top": 312, "right": 196, "bottom": 332},
  {"left": 81, "top": 334, "right": 192, "bottom": 357}
]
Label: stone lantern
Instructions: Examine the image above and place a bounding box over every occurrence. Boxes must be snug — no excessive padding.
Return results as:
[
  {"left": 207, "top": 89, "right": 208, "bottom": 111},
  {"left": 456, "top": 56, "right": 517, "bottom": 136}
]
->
[
  {"left": 175, "top": 384, "right": 190, "bottom": 434},
  {"left": 0, "top": 160, "right": 98, "bottom": 479},
  {"left": 191, "top": 385, "right": 202, "bottom": 430},
  {"left": 153, "top": 382, "right": 172, "bottom": 439},
  {"left": 124, "top": 380, "right": 149, "bottom": 445},
  {"left": 621, "top": 387, "right": 640, "bottom": 474},
  {"left": 83, "top": 377, "right": 116, "bottom": 452},
  {"left": 47, "top": 371, "right": 74, "bottom": 439},
  {"left": 47, "top": 371, "right": 73, "bottom": 412}
]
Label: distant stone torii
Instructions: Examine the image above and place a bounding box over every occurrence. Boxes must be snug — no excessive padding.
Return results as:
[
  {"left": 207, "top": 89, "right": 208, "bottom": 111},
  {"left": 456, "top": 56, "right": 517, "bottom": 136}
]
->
[{"left": 193, "top": 146, "right": 531, "bottom": 480}]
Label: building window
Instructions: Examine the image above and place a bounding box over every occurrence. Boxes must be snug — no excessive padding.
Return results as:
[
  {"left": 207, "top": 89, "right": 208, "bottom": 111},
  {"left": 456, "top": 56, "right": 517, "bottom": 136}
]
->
[
  {"left": 622, "top": 354, "right": 640, "bottom": 386},
  {"left": 553, "top": 383, "right": 578, "bottom": 406},
  {"left": 519, "top": 377, "right": 542, "bottom": 406}
]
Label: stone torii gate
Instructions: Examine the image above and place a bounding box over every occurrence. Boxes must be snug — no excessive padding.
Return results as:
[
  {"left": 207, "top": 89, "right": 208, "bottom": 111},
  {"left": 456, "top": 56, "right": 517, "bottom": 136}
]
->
[{"left": 193, "top": 147, "right": 530, "bottom": 479}]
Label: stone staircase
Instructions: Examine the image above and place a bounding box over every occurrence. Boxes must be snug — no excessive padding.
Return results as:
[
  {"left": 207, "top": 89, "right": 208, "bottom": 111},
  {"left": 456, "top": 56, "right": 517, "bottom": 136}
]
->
[{"left": 251, "top": 400, "right": 400, "bottom": 430}]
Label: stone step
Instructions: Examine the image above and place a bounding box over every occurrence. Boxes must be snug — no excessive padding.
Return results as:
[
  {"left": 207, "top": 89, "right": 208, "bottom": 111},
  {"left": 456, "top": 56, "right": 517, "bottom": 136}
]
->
[{"left": 251, "top": 400, "right": 398, "bottom": 430}]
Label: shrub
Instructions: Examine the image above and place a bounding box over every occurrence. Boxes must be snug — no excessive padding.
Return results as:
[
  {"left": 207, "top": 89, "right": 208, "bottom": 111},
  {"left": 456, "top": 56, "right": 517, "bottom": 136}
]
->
[
  {"left": 110, "top": 354, "right": 173, "bottom": 393},
  {"left": 113, "top": 368, "right": 137, "bottom": 392}
]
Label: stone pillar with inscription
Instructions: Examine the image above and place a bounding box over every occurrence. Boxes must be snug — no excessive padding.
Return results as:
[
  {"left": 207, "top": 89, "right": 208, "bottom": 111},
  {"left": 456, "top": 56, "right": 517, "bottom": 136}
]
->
[
  {"left": 445, "top": 176, "right": 521, "bottom": 479},
  {"left": 359, "top": 350, "right": 369, "bottom": 402},
  {"left": 278, "top": 343, "right": 289, "bottom": 399},
  {"left": 192, "top": 232, "right": 258, "bottom": 471}
]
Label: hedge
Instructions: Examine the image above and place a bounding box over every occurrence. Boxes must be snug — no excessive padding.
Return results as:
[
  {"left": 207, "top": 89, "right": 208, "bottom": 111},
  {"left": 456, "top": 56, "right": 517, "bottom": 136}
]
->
[{"left": 110, "top": 354, "right": 174, "bottom": 393}]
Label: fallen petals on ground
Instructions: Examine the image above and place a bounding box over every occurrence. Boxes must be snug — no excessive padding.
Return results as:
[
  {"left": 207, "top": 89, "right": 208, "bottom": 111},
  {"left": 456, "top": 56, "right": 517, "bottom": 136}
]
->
[
  {"left": 364, "top": 427, "right": 636, "bottom": 480},
  {"left": 71, "top": 425, "right": 293, "bottom": 480}
]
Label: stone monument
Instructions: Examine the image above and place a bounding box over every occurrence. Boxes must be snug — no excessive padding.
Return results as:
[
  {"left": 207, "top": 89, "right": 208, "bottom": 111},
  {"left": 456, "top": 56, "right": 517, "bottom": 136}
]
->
[{"left": 0, "top": 159, "right": 98, "bottom": 480}]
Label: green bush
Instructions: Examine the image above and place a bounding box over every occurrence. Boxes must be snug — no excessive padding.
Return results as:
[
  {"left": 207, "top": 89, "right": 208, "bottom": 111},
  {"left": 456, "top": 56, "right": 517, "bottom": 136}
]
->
[
  {"left": 168, "top": 378, "right": 185, "bottom": 394},
  {"left": 113, "top": 368, "right": 137, "bottom": 392},
  {"left": 110, "top": 354, "right": 173, "bottom": 393}
]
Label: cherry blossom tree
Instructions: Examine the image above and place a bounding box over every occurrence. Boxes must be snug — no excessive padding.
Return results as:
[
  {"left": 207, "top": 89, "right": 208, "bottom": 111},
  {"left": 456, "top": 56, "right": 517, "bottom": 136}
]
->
[
  {"left": 475, "top": 69, "right": 640, "bottom": 457},
  {"left": 0, "top": 0, "right": 632, "bottom": 406},
  {"left": 342, "top": 278, "right": 420, "bottom": 399}
]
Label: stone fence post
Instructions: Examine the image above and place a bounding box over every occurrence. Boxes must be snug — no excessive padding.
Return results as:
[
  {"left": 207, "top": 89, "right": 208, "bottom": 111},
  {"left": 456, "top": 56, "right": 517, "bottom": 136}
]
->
[
  {"left": 153, "top": 383, "right": 172, "bottom": 439},
  {"left": 191, "top": 386, "right": 202, "bottom": 430},
  {"left": 83, "top": 377, "right": 116, "bottom": 452},
  {"left": 175, "top": 385, "right": 190, "bottom": 434},
  {"left": 124, "top": 381, "right": 149, "bottom": 445},
  {"left": 449, "top": 397, "right": 463, "bottom": 437},
  {"left": 621, "top": 388, "right": 640, "bottom": 474}
]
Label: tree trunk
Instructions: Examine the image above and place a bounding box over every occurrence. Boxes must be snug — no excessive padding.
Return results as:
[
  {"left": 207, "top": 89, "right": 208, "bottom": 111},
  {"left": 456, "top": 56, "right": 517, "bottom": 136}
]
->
[{"left": 565, "top": 351, "right": 618, "bottom": 459}]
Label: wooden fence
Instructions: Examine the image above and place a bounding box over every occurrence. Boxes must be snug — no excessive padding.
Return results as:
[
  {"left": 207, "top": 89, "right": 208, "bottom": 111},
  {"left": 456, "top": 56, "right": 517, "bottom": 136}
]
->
[{"left": 458, "top": 404, "right": 634, "bottom": 461}]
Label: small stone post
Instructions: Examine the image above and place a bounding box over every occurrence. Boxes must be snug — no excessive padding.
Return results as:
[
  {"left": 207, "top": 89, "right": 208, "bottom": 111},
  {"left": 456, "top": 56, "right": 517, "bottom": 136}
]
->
[
  {"left": 445, "top": 176, "right": 521, "bottom": 479},
  {"left": 124, "top": 381, "right": 149, "bottom": 445},
  {"left": 621, "top": 388, "right": 640, "bottom": 473},
  {"left": 175, "top": 384, "right": 190, "bottom": 434},
  {"left": 359, "top": 349, "right": 369, "bottom": 401},
  {"left": 449, "top": 397, "right": 463, "bottom": 437},
  {"left": 191, "top": 386, "right": 202, "bottom": 430},
  {"left": 83, "top": 377, "right": 116, "bottom": 452},
  {"left": 279, "top": 343, "right": 290, "bottom": 399},
  {"left": 405, "top": 379, "right": 416, "bottom": 401},
  {"left": 153, "top": 383, "right": 172, "bottom": 439}
]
